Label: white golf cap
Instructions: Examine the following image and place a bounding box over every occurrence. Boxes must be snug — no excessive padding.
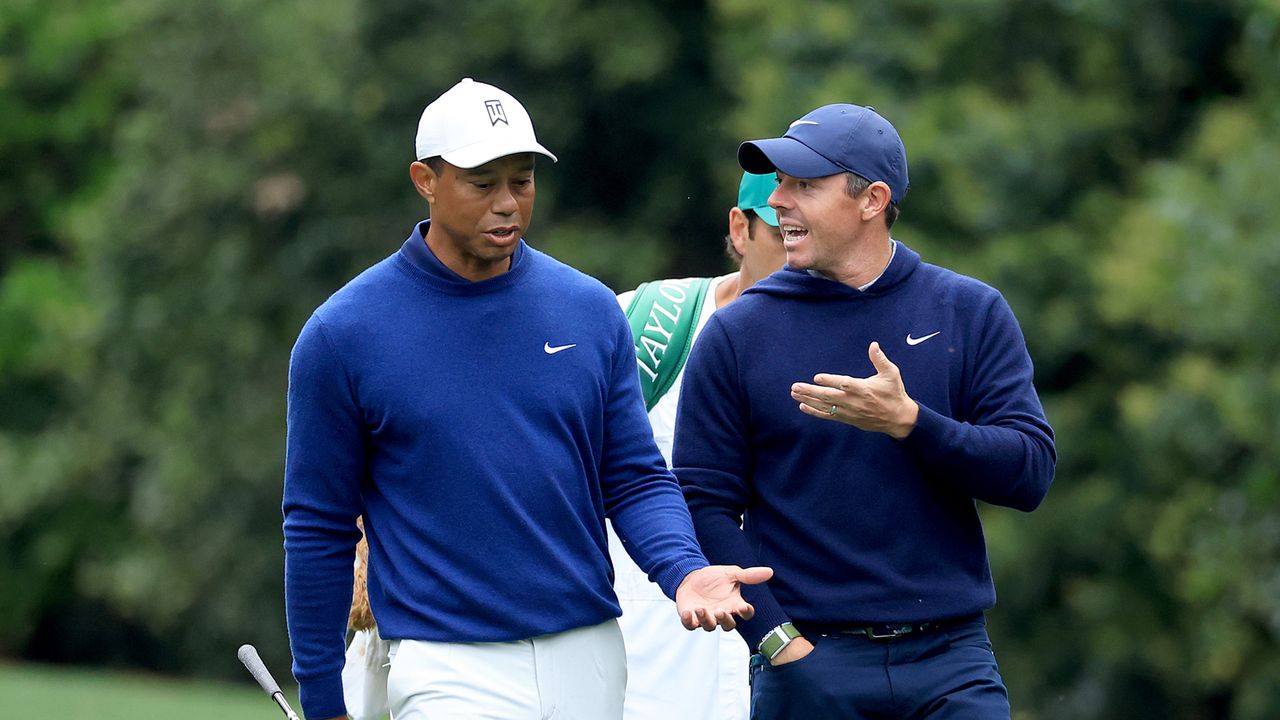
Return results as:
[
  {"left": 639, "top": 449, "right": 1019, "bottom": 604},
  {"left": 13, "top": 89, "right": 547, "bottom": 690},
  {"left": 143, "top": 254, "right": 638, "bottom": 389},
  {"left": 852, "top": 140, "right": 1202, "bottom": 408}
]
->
[{"left": 414, "top": 78, "right": 557, "bottom": 168}]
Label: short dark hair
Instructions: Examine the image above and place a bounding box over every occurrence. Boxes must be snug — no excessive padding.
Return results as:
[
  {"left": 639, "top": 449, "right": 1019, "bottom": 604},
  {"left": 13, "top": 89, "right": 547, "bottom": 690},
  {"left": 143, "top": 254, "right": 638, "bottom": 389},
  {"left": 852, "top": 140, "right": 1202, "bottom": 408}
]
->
[
  {"left": 723, "top": 208, "right": 762, "bottom": 264},
  {"left": 420, "top": 156, "right": 446, "bottom": 176},
  {"left": 845, "top": 173, "right": 899, "bottom": 230}
]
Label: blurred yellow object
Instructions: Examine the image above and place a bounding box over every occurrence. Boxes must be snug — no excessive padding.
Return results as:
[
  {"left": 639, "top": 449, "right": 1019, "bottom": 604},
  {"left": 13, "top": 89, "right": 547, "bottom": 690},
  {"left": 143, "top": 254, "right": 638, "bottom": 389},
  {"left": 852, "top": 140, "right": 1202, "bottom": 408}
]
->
[{"left": 349, "top": 518, "right": 376, "bottom": 632}]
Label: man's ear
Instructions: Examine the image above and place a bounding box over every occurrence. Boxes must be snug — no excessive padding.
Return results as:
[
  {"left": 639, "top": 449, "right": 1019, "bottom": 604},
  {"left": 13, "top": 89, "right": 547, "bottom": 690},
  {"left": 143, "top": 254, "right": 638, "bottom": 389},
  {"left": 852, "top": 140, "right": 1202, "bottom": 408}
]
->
[
  {"left": 861, "top": 181, "right": 893, "bottom": 222},
  {"left": 410, "top": 161, "right": 437, "bottom": 204},
  {"left": 728, "top": 207, "right": 751, "bottom": 256}
]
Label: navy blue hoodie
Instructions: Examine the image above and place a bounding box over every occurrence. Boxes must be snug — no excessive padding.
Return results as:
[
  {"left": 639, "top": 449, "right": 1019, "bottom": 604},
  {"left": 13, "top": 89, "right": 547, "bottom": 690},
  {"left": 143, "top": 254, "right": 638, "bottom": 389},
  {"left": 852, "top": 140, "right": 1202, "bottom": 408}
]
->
[{"left": 673, "top": 242, "right": 1055, "bottom": 648}]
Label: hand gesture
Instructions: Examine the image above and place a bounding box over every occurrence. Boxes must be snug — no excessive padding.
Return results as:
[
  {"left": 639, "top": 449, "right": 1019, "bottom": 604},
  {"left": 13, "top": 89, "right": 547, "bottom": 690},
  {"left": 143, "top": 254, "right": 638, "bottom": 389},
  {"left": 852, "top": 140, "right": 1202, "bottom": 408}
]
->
[
  {"left": 790, "top": 341, "right": 919, "bottom": 439},
  {"left": 674, "top": 565, "right": 773, "bottom": 631}
]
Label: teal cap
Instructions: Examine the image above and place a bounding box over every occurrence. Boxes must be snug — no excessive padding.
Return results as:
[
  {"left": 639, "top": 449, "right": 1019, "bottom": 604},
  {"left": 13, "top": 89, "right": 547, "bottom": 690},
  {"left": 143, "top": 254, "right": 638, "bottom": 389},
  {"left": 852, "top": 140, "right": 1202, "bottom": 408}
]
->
[{"left": 736, "top": 171, "right": 779, "bottom": 226}]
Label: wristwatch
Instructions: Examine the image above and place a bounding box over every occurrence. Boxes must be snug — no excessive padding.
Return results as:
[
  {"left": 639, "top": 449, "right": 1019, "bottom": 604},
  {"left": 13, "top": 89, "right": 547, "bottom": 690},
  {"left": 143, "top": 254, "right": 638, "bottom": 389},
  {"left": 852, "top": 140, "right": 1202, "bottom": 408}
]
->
[{"left": 757, "top": 622, "right": 803, "bottom": 661}]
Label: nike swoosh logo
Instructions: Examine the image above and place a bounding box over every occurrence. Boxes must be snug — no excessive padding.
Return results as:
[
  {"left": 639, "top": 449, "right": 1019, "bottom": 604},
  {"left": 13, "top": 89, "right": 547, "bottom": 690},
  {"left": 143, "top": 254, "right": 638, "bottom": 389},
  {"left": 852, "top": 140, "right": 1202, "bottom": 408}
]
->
[
  {"left": 905, "top": 331, "right": 941, "bottom": 346},
  {"left": 544, "top": 342, "right": 577, "bottom": 354},
  {"left": 789, "top": 120, "right": 820, "bottom": 128}
]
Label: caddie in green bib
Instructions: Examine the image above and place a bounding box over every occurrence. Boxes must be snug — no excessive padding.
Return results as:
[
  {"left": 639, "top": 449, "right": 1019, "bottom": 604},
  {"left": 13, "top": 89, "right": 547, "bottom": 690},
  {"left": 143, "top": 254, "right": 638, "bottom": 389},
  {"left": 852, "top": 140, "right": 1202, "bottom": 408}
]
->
[{"left": 624, "top": 277, "right": 713, "bottom": 411}]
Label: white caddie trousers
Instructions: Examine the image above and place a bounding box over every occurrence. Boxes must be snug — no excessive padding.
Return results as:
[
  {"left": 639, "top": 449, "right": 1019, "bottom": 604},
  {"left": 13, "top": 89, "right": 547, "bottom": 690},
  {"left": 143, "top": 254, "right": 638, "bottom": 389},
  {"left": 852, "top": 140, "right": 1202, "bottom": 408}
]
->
[
  {"left": 611, "top": 277, "right": 751, "bottom": 720},
  {"left": 387, "top": 619, "right": 627, "bottom": 719}
]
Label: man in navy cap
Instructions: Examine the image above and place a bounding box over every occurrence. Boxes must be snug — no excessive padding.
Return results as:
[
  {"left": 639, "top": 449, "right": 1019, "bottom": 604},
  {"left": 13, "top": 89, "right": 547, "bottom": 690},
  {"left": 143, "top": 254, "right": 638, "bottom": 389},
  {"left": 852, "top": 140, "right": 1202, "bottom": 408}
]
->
[{"left": 672, "top": 104, "right": 1056, "bottom": 718}]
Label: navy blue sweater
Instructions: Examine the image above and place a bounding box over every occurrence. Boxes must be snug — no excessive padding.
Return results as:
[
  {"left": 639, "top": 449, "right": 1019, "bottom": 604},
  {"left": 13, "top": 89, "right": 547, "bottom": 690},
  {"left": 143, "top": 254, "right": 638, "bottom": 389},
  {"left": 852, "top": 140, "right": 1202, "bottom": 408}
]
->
[
  {"left": 284, "top": 222, "right": 707, "bottom": 718},
  {"left": 673, "top": 242, "right": 1055, "bottom": 648}
]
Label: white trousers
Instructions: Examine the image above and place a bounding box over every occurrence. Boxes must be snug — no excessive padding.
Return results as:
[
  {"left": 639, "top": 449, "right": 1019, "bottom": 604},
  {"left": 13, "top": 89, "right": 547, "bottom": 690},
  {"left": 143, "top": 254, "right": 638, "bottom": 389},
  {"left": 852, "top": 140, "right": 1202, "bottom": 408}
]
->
[
  {"left": 343, "top": 627, "right": 392, "bottom": 720},
  {"left": 609, "top": 522, "right": 750, "bottom": 720},
  {"left": 387, "top": 620, "right": 627, "bottom": 720}
]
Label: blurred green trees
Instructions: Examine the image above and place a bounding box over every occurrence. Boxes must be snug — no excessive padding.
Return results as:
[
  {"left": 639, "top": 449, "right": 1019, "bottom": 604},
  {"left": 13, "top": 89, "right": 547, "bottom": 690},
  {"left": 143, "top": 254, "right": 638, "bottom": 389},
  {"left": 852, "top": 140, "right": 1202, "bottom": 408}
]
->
[{"left": 1, "top": 0, "right": 1277, "bottom": 716}]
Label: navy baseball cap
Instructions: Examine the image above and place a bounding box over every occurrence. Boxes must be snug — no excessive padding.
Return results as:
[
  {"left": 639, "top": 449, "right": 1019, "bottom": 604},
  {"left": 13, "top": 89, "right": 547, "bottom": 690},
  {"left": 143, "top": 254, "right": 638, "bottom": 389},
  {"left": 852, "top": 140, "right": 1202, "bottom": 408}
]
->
[{"left": 738, "top": 104, "right": 909, "bottom": 204}]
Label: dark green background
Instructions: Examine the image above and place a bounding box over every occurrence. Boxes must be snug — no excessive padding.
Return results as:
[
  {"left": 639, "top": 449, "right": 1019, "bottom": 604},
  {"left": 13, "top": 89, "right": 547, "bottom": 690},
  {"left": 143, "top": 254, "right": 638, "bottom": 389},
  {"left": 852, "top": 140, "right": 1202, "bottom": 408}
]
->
[{"left": 2, "top": 1, "right": 1278, "bottom": 717}]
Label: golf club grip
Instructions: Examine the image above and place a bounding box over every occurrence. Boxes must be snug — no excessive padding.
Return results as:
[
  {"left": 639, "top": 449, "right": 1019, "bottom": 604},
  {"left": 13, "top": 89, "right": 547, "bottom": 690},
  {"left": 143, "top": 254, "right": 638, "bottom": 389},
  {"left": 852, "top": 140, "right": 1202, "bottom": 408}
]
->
[{"left": 237, "top": 644, "right": 283, "bottom": 696}]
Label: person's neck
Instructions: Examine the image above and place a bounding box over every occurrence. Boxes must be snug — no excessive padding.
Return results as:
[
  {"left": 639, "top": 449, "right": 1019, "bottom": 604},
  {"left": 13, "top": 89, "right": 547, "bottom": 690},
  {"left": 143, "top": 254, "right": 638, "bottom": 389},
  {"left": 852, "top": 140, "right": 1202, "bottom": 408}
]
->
[
  {"left": 714, "top": 271, "right": 742, "bottom": 309},
  {"left": 423, "top": 228, "right": 511, "bottom": 282},
  {"left": 715, "top": 250, "right": 787, "bottom": 308},
  {"left": 827, "top": 233, "right": 894, "bottom": 289}
]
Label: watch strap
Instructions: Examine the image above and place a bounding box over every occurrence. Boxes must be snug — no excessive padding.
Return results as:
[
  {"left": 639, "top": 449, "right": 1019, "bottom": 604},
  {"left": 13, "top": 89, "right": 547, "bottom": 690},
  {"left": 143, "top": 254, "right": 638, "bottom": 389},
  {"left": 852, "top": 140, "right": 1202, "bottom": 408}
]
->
[{"left": 757, "top": 622, "right": 802, "bottom": 660}]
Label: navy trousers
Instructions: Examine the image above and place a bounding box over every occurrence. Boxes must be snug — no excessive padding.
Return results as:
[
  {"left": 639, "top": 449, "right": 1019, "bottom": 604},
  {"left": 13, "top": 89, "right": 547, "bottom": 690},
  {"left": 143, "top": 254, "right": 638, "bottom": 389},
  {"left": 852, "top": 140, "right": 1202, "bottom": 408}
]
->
[{"left": 749, "top": 616, "right": 1010, "bottom": 720}]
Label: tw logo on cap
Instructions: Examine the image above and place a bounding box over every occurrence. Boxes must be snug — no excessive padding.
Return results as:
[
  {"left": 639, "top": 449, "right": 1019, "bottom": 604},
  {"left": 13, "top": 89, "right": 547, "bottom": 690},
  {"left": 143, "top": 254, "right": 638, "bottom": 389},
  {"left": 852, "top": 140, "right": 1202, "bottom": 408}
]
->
[{"left": 485, "top": 100, "right": 508, "bottom": 126}]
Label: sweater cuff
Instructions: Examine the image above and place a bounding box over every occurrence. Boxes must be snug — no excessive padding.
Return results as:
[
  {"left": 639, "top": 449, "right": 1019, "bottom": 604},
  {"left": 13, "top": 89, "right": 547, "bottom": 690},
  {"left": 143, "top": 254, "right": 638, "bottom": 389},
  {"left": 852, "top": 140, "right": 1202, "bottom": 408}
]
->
[
  {"left": 298, "top": 670, "right": 345, "bottom": 720},
  {"left": 899, "top": 401, "right": 951, "bottom": 459},
  {"left": 735, "top": 601, "right": 791, "bottom": 653},
  {"left": 655, "top": 555, "right": 710, "bottom": 601}
]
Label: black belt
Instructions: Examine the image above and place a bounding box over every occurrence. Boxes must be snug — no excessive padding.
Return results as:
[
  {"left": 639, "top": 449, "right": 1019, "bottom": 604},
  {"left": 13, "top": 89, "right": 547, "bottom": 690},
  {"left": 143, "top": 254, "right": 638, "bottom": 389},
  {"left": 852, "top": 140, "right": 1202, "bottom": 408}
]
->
[
  {"left": 798, "top": 614, "right": 978, "bottom": 642},
  {"left": 841, "top": 622, "right": 946, "bottom": 640}
]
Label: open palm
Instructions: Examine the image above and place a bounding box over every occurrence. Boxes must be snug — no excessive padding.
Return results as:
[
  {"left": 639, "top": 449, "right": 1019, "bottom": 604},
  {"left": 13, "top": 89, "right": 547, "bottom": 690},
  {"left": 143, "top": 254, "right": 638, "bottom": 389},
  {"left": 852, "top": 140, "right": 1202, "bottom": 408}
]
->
[{"left": 674, "top": 565, "right": 773, "bottom": 631}]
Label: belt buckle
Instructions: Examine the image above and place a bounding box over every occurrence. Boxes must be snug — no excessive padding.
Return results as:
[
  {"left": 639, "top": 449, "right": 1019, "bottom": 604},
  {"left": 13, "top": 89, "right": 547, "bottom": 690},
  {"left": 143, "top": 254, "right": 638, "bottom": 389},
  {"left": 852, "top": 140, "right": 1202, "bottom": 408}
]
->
[{"left": 865, "top": 624, "right": 913, "bottom": 641}]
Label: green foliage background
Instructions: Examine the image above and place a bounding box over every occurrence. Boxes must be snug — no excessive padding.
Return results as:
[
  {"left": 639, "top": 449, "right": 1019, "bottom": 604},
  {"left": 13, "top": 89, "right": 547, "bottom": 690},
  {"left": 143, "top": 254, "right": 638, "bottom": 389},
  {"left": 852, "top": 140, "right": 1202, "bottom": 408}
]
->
[{"left": 2, "top": 1, "right": 1278, "bottom": 717}]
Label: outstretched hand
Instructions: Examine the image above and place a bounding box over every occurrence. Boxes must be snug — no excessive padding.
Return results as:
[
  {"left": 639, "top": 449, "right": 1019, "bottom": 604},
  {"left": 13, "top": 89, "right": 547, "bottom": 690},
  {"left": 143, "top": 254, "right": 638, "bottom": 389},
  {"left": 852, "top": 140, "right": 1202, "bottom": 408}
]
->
[
  {"left": 790, "top": 341, "right": 919, "bottom": 439},
  {"left": 675, "top": 565, "right": 773, "bottom": 631}
]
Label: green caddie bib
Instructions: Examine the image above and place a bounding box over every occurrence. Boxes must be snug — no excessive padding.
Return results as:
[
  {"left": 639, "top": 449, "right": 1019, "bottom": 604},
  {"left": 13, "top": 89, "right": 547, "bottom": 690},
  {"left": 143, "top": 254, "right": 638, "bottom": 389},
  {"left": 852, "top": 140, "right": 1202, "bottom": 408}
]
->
[{"left": 624, "top": 277, "right": 713, "bottom": 411}]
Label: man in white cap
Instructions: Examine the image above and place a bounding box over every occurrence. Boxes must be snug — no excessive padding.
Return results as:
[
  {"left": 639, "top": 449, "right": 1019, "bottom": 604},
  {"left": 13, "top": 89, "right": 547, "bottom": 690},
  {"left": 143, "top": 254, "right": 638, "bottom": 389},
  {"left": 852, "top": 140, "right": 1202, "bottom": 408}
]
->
[
  {"left": 283, "top": 78, "right": 772, "bottom": 720},
  {"left": 610, "top": 171, "right": 783, "bottom": 720}
]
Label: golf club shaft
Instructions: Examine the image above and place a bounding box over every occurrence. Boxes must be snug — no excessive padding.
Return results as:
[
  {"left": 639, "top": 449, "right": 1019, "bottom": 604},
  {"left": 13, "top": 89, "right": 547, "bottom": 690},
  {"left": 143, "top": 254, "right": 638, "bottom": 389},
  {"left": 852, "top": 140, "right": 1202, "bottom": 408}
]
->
[{"left": 272, "top": 691, "right": 301, "bottom": 720}]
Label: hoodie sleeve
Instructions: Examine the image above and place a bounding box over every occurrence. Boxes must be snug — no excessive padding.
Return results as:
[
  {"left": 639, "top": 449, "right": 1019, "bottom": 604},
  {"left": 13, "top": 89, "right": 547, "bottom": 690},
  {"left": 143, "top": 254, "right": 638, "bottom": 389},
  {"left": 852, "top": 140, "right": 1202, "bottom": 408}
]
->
[
  {"left": 900, "top": 293, "right": 1056, "bottom": 511},
  {"left": 673, "top": 318, "right": 789, "bottom": 649}
]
